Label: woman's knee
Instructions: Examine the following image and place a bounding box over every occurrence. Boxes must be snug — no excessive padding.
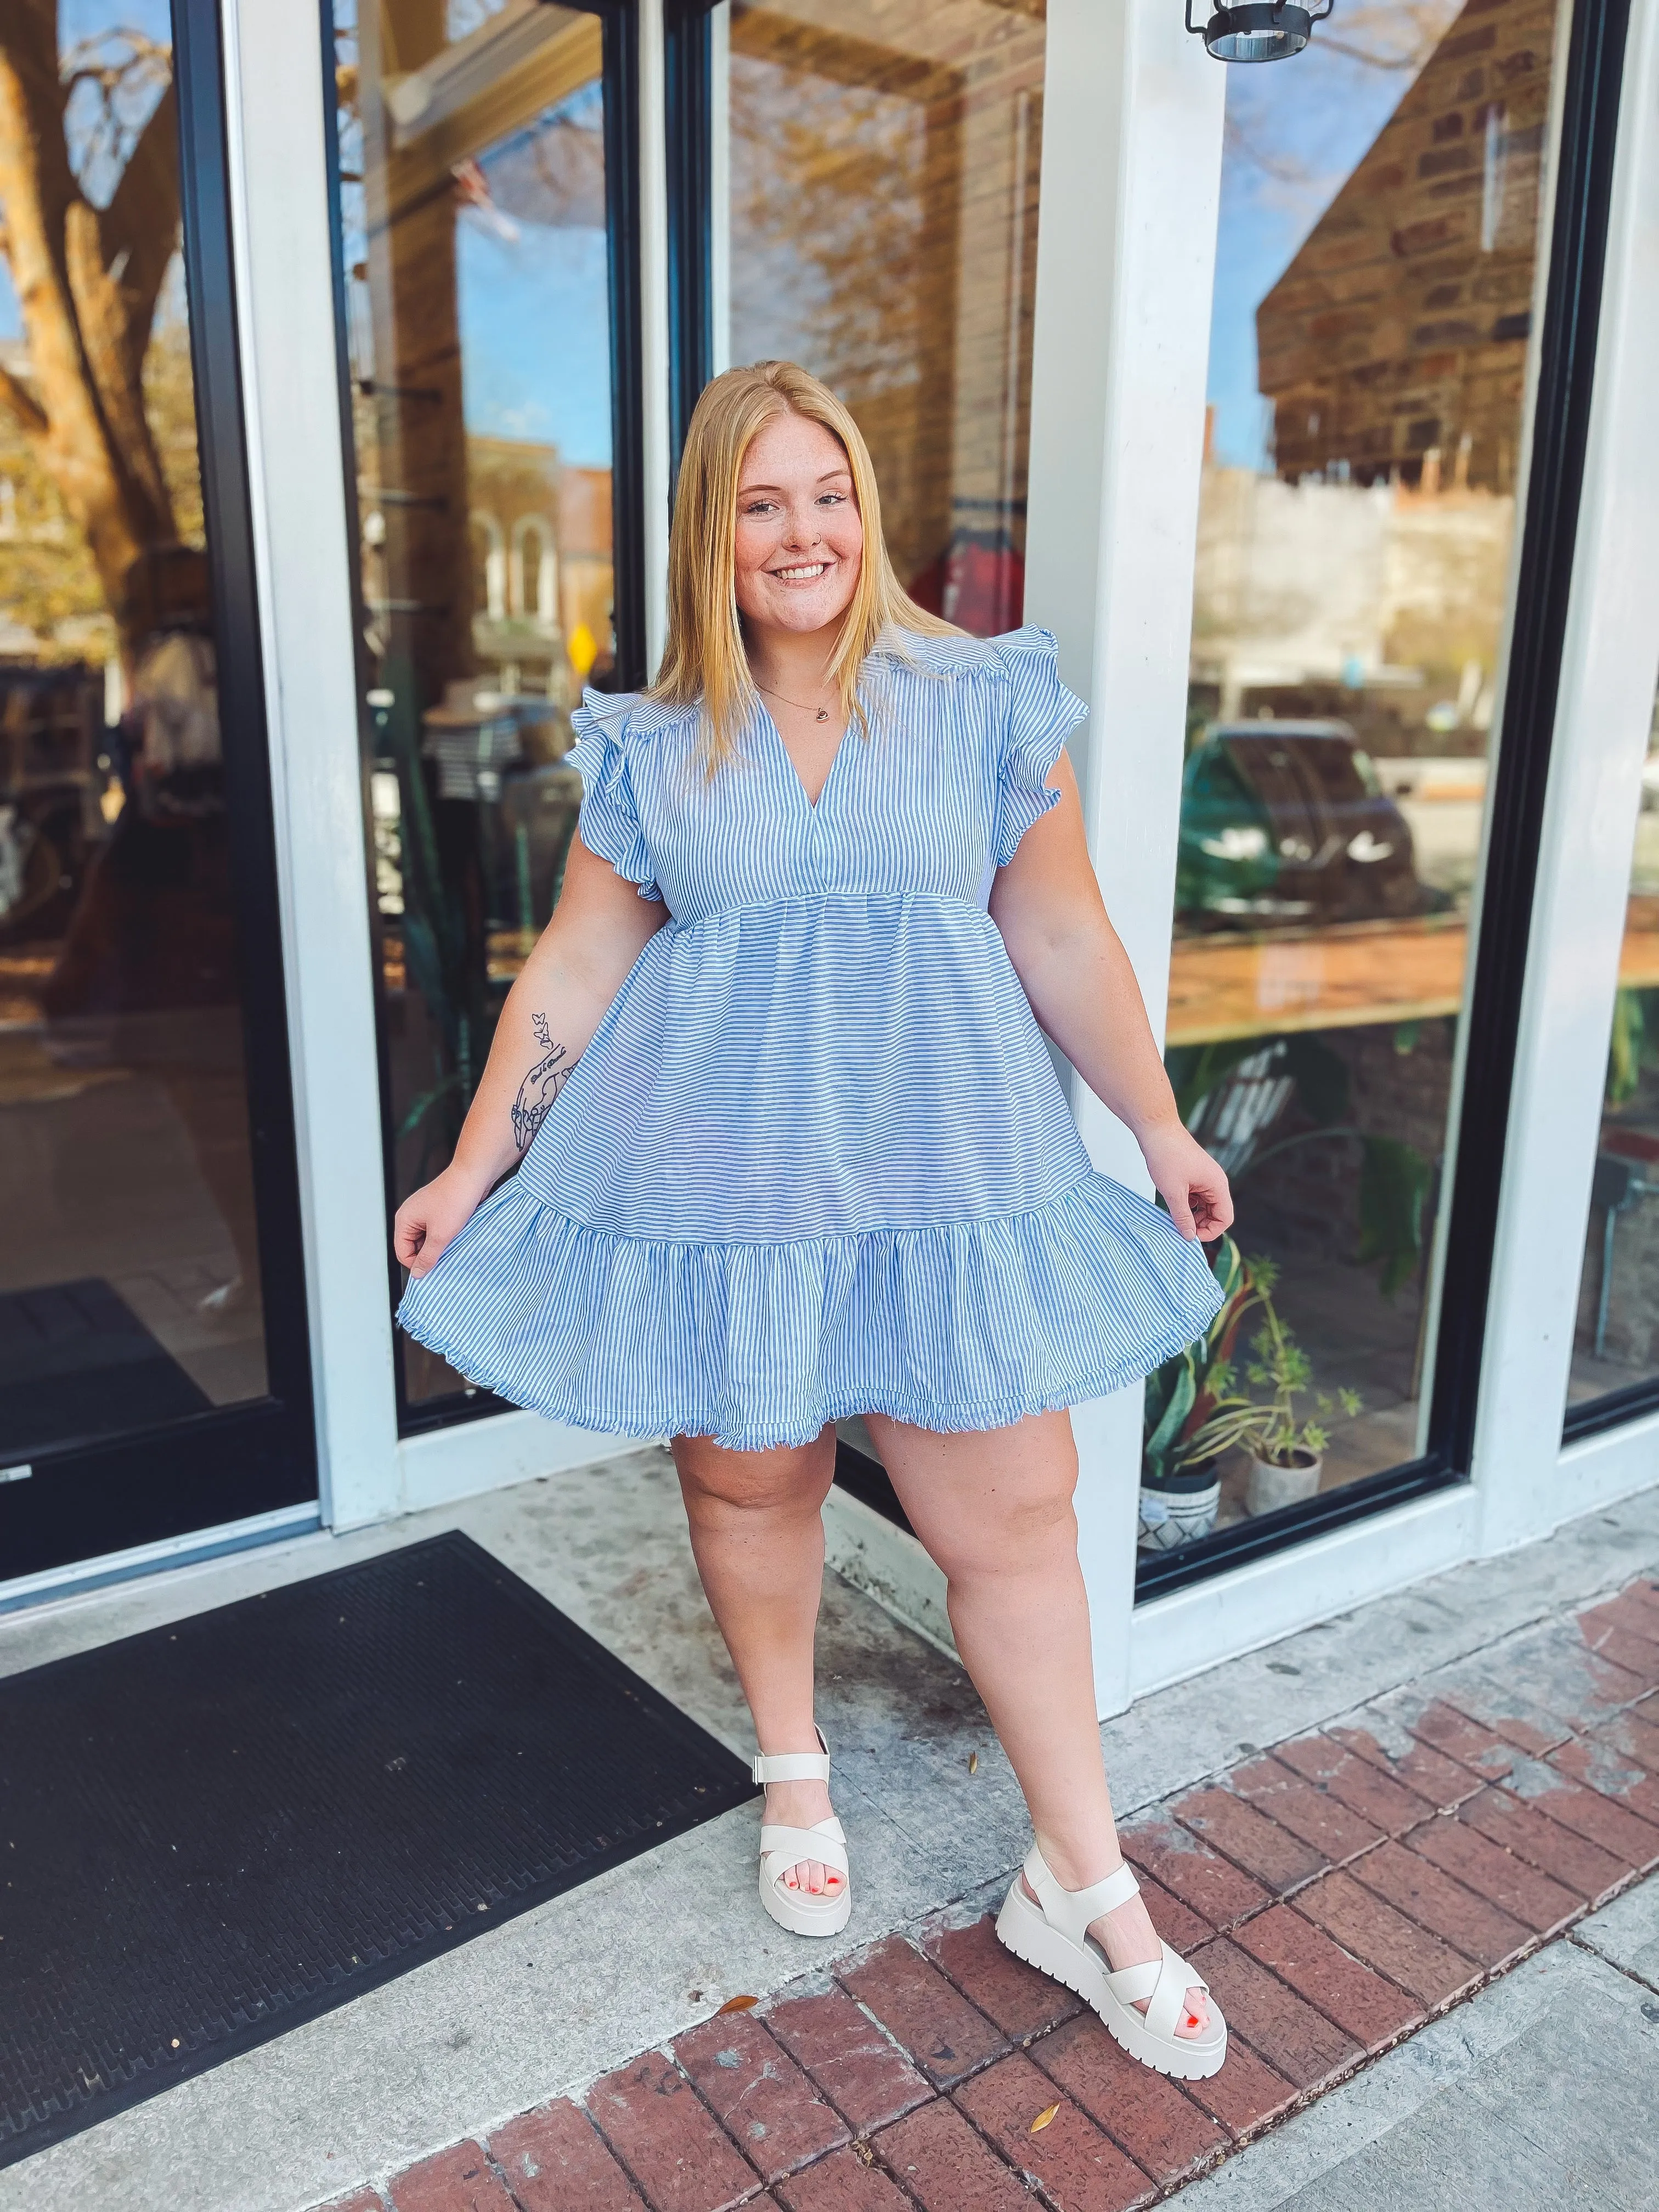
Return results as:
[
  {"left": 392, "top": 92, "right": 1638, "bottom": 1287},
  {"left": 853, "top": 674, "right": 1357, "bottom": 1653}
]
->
[
  {"left": 672, "top": 1429, "right": 834, "bottom": 1517},
  {"left": 940, "top": 1483, "right": 1079, "bottom": 1582}
]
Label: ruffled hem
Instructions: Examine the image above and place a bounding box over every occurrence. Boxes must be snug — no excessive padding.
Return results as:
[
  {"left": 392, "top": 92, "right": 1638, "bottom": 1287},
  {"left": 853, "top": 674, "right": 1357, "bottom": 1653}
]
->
[{"left": 397, "top": 1171, "right": 1222, "bottom": 1453}]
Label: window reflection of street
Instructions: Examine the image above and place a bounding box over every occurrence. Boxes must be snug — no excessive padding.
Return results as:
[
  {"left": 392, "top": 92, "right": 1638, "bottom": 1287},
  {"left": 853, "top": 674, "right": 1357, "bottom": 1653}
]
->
[
  {"left": 1148, "top": 0, "right": 1559, "bottom": 1547},
  {"left": 332, "top": 1, "right": 614, "bottom": 1408},
  {"left": 0, "top": 2, "right": 269, "bottom": 1457}
]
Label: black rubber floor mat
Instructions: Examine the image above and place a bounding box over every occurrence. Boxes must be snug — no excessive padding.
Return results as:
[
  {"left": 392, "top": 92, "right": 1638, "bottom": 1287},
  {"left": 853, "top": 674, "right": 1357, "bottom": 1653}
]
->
[
  {"left": 0, "top": 1531, "right": 755, "bottom": 2167},
  {"left": 0, "top": 1278, "right": 211, "bottom": 1460}
]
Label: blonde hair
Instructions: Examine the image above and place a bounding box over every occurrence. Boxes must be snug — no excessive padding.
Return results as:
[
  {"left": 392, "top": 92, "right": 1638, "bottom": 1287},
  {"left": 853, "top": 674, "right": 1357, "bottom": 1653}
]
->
[{"left": 649, "top": 360, "right": 960, "bottom": 769}]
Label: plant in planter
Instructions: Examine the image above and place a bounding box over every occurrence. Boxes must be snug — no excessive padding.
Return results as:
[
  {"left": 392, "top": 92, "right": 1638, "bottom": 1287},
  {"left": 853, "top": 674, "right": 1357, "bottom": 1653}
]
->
[
  {"left": 1176, "top": 1255, "right": 1362, "bottom": 1517},
  {"left": 1139, "top": 1235, "right": 1257, "bottom": 1551}
]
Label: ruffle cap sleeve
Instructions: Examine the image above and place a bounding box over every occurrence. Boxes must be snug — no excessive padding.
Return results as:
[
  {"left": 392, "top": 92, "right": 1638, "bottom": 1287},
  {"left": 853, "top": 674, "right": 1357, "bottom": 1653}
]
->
[
  {"left": 566, "top": 689, "right": 661, "bottom": 901},
  {"left": 989, "top": 625, "right": 1089, "bottom": 867}
]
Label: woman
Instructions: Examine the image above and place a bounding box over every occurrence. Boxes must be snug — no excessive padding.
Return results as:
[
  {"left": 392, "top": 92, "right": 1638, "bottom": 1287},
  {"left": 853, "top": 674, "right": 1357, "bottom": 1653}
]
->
[{"left": 396, "top": 362, "right": 1233, "bottom": 2080}]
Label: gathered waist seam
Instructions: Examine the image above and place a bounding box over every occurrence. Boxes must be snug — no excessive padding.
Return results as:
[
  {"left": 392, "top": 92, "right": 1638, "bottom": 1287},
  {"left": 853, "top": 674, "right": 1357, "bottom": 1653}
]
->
[{"left": 664, "top": 888, "right": 990, "bottom": 934}]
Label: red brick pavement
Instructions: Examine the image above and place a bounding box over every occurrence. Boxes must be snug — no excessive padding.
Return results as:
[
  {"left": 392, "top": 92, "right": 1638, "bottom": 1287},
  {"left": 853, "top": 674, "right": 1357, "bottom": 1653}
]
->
[{"left": 314, "top": 1577, "right": 1659, "bottom": 2212}]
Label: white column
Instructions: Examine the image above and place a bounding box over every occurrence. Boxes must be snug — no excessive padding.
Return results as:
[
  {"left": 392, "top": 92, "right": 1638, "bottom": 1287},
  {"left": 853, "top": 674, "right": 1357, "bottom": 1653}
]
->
[
  {"left": 1024, "top": 0, "right": 1226, "bottom": 1713},
  {"left": 639, "top": 0, "right": 673, "bottom": 674},
  {"left": 1474, "top": 0, "right": 1659, "bottom": 1553},
  {"left": 223, "top": 0, "right": 401, "bottom": 1527}
]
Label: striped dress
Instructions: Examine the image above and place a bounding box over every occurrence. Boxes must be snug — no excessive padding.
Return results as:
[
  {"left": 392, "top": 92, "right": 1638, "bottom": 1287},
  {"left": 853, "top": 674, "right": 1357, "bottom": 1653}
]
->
[{"left": 397, "top": 625, "right": 1222, "bottom": 1449}]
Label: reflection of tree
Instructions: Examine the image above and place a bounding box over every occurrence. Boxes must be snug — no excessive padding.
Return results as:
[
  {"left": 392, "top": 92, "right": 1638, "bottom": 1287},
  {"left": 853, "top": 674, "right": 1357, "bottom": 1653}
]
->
[
  {"left": 730, "top": 58, "right": 923, "bottom": 407},
  {"left": 0, "top": 6, "right": 181, "bottom": 661}
]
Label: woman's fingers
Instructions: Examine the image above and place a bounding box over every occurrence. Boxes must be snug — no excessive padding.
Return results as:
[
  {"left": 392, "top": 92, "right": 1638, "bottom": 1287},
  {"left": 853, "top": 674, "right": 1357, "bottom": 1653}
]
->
[
  {"left": 1192, "top": 1169, "right": 1234, "bottom": 1235},
  {"left": 1162, "top": 1181, "right": 1199, "bottom": 1238}
]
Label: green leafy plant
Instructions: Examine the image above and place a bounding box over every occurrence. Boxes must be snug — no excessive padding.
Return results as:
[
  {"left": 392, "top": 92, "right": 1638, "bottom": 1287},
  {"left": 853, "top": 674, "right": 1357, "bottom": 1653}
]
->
[
  {"left": 1179, "top": 1255, "right": 1362, "bottom": 1469},
  {"left": 1143, "top": 1243, "right": 1362, "bottom": 1480},
  {"left": 1605, "top": 986, "right": 1659, "bottom": 1109},
  {"left": 1142, "top": 1234, "right": 1256, "bottom": 1485}
]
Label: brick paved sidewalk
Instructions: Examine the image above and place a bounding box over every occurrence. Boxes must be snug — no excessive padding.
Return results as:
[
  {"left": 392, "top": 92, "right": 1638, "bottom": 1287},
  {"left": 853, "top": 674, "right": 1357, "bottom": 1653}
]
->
[{"left": 317, "top": 1576, "right": 1659, "bottom": 2212}]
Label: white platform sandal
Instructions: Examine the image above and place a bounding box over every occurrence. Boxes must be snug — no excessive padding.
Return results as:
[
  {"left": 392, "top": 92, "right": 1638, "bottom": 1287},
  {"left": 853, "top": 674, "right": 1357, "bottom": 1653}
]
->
[
  {"left": 752, "top": 1728, "right": 851, "bottom": 1938},
  {"left": 996, "top": 1843, "right": 1226, "bottom": 2079}
]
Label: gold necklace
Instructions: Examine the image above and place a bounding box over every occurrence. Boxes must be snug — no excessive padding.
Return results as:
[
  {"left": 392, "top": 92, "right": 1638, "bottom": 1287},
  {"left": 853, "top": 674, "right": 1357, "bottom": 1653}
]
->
[{"left": 755, "top": 680, "right": 832, "bottom": 724}]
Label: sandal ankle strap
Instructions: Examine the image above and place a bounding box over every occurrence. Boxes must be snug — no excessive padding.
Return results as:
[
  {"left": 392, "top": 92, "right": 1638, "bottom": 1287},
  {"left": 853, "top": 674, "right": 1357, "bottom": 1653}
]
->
[
  {"left": 753, "top": 1724, "right": 831, "bottom": 1787},
  {"left": 1024, "top": 1843, "right": 1140, "bottom": 1939}
]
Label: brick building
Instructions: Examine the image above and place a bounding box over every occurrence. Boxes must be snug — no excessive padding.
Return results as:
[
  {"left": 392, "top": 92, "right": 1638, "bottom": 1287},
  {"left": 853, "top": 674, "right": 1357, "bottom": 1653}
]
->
[{"left": 1257, "top": 0, "right": 1557, "bottom": 492}]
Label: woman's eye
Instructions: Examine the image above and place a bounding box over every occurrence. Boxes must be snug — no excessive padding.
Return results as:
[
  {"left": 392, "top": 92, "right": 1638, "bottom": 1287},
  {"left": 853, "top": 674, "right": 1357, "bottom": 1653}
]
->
[
  {"left": 817, "top": 492, "right": 846, "bottom": 506},
  {"left": 742, "top": 500, "right": 776, "bottom": 517}
]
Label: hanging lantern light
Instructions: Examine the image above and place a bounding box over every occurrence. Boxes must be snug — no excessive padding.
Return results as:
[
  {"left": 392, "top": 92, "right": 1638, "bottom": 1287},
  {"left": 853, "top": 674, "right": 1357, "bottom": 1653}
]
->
[{"left": 1186, "top": 0, "right": 1332, "bottom": 62}]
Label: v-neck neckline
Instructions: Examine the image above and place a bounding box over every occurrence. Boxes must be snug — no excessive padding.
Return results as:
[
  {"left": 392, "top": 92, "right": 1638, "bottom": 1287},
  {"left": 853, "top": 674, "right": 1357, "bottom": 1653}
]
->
[{"left": 760, "top": 704, "right": 851, "bottom": 815}]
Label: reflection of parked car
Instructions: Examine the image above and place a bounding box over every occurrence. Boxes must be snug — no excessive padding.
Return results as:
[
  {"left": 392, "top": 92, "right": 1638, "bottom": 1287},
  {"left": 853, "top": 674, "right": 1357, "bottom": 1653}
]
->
[
  {"left": 1176, "top": 719, "right": 1435, "bottom": 927},
  {"left": 0, "top": 665, "right": 103, "bottom": 939}
]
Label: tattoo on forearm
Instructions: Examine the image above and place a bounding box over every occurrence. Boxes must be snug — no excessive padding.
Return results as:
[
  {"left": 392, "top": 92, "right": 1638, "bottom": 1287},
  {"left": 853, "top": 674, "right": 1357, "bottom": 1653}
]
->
[{"left": 510, "top": 1012, "right": 575, "bottom": 1155}]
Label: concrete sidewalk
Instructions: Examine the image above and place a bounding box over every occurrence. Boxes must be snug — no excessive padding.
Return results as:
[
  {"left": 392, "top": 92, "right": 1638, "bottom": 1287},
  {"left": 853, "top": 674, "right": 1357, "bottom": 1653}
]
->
[{"left": 4, "top": 1467, "right": 1657, "bottom": 2212}]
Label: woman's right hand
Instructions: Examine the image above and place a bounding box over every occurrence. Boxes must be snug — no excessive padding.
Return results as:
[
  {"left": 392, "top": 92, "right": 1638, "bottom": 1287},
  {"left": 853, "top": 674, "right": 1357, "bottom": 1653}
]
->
[{"left": 394, "top": 1163, "right": 490, "bottom": 1278}]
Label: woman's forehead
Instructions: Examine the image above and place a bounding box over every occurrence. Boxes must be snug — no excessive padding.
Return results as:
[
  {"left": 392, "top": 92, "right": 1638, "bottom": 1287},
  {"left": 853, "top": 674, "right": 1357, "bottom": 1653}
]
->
[{"left": 739, "top": 413, "right": 850, "bottom": 486}]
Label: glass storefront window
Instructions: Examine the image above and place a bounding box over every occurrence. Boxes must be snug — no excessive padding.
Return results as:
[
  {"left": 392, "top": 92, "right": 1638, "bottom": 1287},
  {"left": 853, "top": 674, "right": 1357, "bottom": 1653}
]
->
[
  {"left": 1141, "top": 0, "right": 1561, "bottom": 1554},
  {"left": 330, "top": 0, "right": 617, "bottom": 1410},
  {"left": 1566, "top": 688, "right": 1659, "bottom": 1413},
  {"left": 1, "top": 0, "right": 272, "bottom": 1459},
  {"left": 726, "top": 0, "right": 1043, "bottom": 635}
]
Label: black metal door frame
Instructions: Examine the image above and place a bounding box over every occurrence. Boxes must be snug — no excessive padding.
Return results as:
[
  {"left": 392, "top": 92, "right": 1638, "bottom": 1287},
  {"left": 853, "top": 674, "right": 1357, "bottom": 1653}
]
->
[{"left": 0, "top": 0, "right": 319, "bottom": 1585}]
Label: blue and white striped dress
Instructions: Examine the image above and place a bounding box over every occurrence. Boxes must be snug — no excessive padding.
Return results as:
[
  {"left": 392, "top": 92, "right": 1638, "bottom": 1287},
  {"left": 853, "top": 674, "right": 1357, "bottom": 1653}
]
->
[{"left": 398, "top": 625, "right": 1222, "bottom": 1449}]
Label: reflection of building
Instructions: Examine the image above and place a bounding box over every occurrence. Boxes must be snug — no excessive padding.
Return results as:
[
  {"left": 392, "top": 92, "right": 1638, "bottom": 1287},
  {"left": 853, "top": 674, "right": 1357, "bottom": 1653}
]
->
[
  {"left": 1257, "top": 0, "right": 1556, "bottom": 492},
  {"left": 463, "top": 438, "right": 612, "bottom": 701},
  {"left": 1192, "top": 456, "right": 1513, "bottom": 741}
]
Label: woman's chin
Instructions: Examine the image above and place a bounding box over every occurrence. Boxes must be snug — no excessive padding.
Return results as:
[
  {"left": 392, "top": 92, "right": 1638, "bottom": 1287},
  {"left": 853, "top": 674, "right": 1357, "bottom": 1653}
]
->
[{"left": 751, "top": 589, "right": 855, "bottom": 636}]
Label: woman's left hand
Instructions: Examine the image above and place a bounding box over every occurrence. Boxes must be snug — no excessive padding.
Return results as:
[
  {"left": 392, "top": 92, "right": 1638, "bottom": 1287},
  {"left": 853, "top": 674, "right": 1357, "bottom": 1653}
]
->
[{"left": 1139, "top": 1119, "right": 1234, "bottom": 1241}]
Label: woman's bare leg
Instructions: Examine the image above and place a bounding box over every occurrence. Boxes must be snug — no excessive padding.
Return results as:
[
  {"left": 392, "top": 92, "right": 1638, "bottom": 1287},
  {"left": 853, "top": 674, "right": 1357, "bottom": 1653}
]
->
[
  {"left": 864, "top": 1408, "right": 1206, "bottom": 2035},
  {"left": 671, "top": 1425, "right": 841, "bottom": 1898}
]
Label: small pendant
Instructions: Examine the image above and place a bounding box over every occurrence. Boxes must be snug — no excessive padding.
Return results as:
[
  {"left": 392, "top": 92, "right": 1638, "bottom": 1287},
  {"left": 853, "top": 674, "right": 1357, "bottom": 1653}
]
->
[{"left": 815, "top": 708, "right": 828, "bottom": 721}]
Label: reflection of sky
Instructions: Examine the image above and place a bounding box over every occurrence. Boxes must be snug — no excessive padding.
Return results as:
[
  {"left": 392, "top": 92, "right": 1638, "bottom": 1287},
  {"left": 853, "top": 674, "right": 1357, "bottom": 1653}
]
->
[
  {"left": 1206, "top": 6, "right": 1462, "bottom": 472},
  {"left": 458, "top": 217, "right": 612, "bottom": 463},
  {"left": 455, "top": 84, "right": 613, "bottom": 466}
]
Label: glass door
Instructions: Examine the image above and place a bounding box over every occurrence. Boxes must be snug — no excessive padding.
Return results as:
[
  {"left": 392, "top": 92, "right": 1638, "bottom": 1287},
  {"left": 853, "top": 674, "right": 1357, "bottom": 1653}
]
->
[
  {"left": 0, "top": 0, "right": 315, "bottom": 1581},
  {"left": 326, "top": 0, "right": 640, "bottom": 1427}
]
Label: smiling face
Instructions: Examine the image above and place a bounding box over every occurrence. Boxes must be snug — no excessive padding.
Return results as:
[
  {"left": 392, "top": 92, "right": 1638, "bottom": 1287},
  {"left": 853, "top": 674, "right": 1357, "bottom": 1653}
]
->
[{"left": 732, "top": 410, "right": 865, "bottom": 645}]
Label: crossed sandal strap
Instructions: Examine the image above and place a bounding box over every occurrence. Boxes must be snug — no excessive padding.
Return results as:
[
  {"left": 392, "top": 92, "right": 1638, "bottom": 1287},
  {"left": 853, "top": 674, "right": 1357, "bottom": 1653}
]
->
[
  {"left": 759, "top": 1819, "right": 849, "bottom": 1883},
  {"left": 1023, "top": 1843, "right": 1141, "bottom": 1942},
  {"left": 1107, "top": 1943, "right": 1207, "bottom": 2041}
]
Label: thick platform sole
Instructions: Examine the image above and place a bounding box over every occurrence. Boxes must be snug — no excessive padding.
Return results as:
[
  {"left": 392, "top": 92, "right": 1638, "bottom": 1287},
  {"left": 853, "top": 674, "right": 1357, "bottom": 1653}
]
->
[
  {"left": 760, "top": 1867, "right": 853, "bottom": 1938},
  {"left": 995, "top": 1878, "right": 1226, "bottom": 2080}
]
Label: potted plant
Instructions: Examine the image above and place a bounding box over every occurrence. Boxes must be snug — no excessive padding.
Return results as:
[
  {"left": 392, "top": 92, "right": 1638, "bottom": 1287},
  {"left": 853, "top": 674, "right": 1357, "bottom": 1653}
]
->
[
  {"left": 1139, "top": 1235, "right": 1255, "bottom": 1551},
  {"left": 1175, "top": 1255, "right": 1362, "bottom": 1517}
]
